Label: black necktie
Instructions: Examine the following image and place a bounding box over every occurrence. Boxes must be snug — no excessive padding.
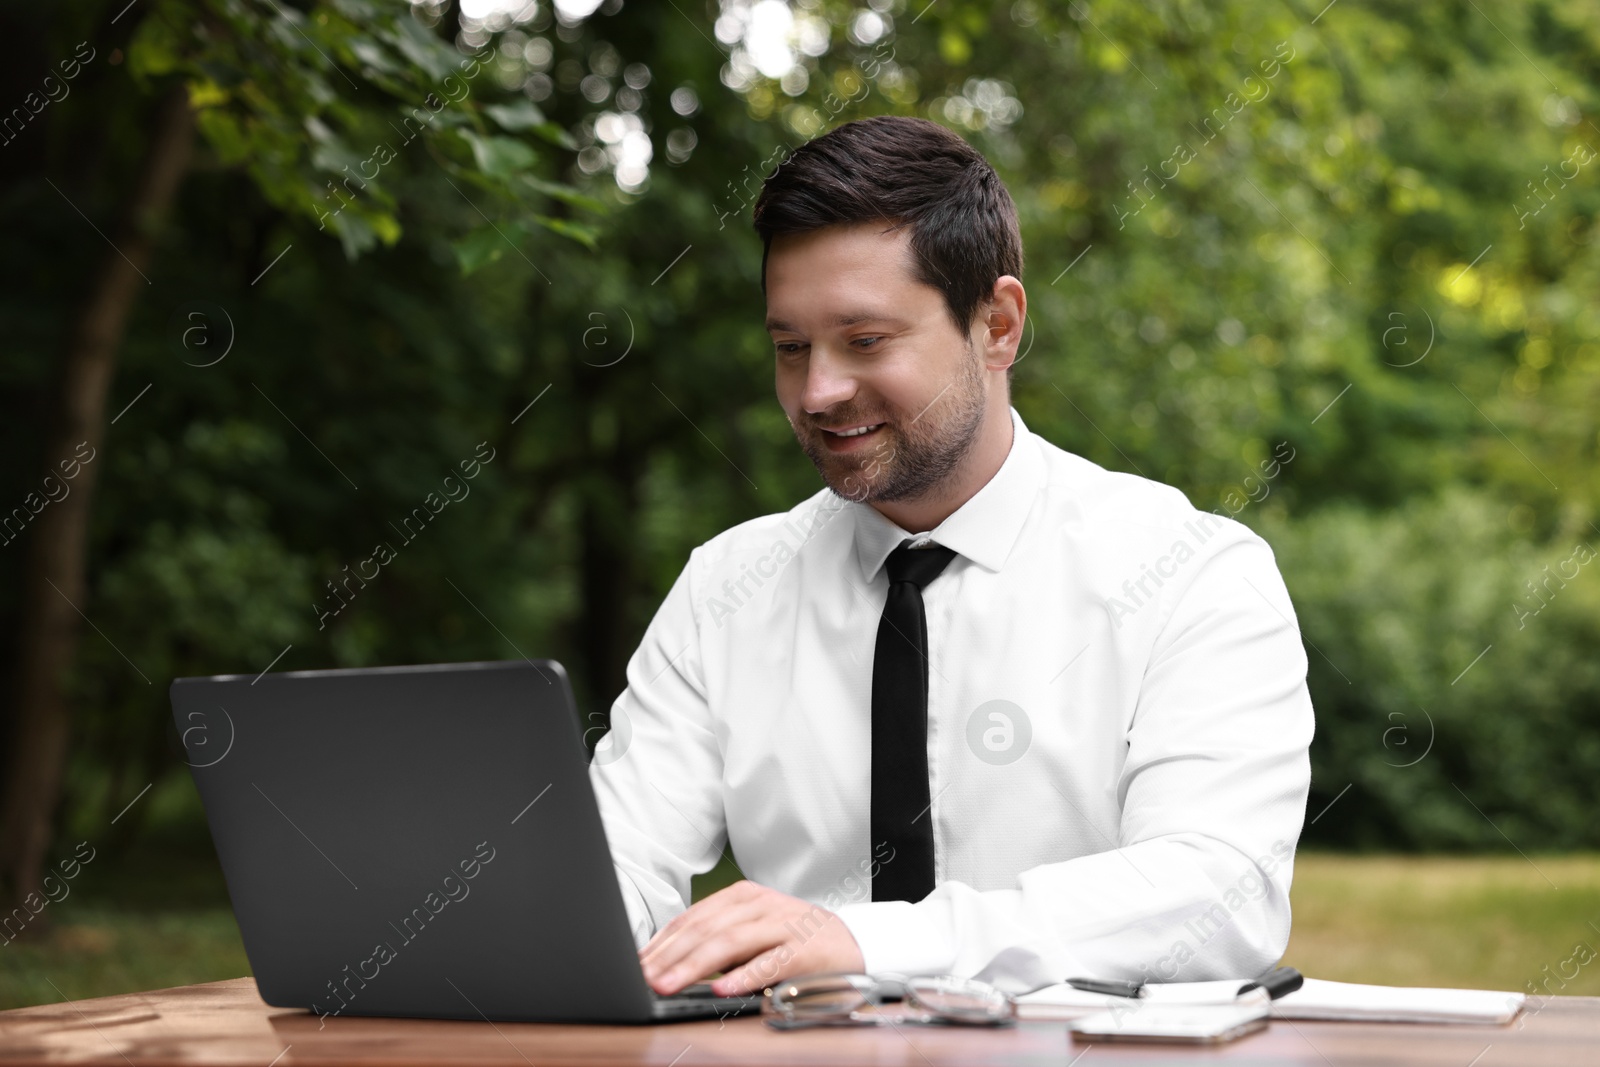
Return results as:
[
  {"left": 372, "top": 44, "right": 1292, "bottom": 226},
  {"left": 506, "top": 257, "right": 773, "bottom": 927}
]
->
[{"left": 871, "top": 540, "right": 958, "bottom": 902}]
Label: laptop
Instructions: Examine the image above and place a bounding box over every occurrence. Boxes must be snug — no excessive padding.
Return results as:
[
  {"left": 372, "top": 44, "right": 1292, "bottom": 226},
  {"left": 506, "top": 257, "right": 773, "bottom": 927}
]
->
[{"left": 171, "top": 659, "right": 760, "bottom": 1023}]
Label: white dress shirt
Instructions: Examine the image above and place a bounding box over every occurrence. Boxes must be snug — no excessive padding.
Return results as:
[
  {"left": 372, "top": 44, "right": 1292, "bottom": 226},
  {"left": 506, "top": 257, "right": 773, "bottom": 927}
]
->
[{"left": 590, "top": 405, "right": 1314, "bottom": 990}]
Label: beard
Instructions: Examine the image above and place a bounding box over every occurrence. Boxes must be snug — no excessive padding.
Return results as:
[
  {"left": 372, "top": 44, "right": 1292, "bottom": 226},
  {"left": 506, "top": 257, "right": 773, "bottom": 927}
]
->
[{"left": 792, "top": 346, "right": 989, "bottom": 507}]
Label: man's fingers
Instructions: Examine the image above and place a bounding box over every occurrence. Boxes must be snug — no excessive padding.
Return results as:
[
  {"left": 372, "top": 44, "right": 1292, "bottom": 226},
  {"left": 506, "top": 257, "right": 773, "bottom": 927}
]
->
[
  {"left": 635, "top": 882, "right": 862, "bottom": 997},
  {"left": 643, "top": 898, "right": 711, "bottom": 956},
  {"left": 641, "top": 895, "right": 774, "bottom": 991},
  {"left": 642, "top": 895, "right": 733, "bottom": 966},
  {"left": 644, "top": 911, "right": 784, "bottom": 994},
  {"left": 641, "top": 893, "right": 757, "bottom": 970},
  {"left": 661, "top": 915, "right": 780, "bottom": 988},
  {"left": 711, "top": 944, "right": 792, "bottom": 996},
  {"left": 642, "top": 881, "right": 758, "bottom": 961}
]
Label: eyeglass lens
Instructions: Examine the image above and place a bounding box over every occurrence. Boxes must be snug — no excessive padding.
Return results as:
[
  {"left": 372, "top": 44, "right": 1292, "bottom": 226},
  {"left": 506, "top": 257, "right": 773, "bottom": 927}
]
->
[
  {"left": 767, "top": 973, "right": 1013, "bottom": 1025},
  {"left": 908, "top": 977, "right": 1015, "bottom": 1021}
]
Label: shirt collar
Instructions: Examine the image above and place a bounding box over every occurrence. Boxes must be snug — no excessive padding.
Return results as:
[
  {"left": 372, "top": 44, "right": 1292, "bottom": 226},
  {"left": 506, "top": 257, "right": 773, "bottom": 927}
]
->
[{"left": 852, "top": 405, "right": 1043, "bottom": 581}]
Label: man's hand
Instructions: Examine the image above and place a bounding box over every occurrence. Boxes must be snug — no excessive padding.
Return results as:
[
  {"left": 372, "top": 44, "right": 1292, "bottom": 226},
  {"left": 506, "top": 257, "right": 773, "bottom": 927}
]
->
[{"left": 639, "top": 880, "right": 865, "bottom": 996}]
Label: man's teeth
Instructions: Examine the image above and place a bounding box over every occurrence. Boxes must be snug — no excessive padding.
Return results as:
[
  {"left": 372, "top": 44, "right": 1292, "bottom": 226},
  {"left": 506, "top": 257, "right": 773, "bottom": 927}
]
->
[{"left": 833, "top": 423, "right": 883, "bottom": 438}]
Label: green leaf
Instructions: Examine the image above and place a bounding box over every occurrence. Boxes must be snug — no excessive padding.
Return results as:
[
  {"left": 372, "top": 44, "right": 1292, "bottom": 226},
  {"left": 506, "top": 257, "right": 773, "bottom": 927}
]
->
[
  {"left": 348, "top": 37, "right": 403, "bottom": 77},
  {"left": 453, "top": 224, "right": 519, "bottom": 275},
  {"left": 485, "top": 99, "right": 548, "bottom": 131},
  {"left": 127, "top": 11, "right": 184, "bottom": 78},
  {"left": 195, "top": 109, "right": 250, "bottom": 165},
  {"left": 370, "top": 212, "right": 402, "bottom": 246},
  {"left": 530, "top": 214, "right": 599, "bottom": 250},
  {"left": 460, "top": 130, "right": 538, "bottom": 178},
  {"left": 381, "top": 17, "right": 458, "bottom": 82},
  {"left": 532, "top": 121, "right": 579, "bottom": 152},
  {"left": 326, "top": 210, "right": 380, "bottom": 260},
  {"left": 309, "top": 133, "right": 366, "bottom": 177},
  {"left": 515, "top": 174, "right": 608, "bottom": 214},
  {"left": 187, "top": 79, "right": 230, "bottom": 109},
  {"left": 329, "top": 0, "right": 382, "bottom": 19}
]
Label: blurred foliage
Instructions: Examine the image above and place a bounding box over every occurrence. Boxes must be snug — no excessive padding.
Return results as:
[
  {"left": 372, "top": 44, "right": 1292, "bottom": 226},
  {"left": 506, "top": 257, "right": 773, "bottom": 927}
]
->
[
  {"left": 1, "top": 0, "right": 1598, "bottom": 884},
  {"left": 1260, "top": 490, "right": 1600, "bottom": 849},
  {"left": 129, "top": 0, "right": 600, "bottom": 257}
]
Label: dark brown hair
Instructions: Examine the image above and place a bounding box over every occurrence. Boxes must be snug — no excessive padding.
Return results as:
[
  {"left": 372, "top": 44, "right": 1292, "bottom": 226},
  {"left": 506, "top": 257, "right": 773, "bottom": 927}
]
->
[{"left": 752, "top": 115, "right": 1024, "bottom": 355}]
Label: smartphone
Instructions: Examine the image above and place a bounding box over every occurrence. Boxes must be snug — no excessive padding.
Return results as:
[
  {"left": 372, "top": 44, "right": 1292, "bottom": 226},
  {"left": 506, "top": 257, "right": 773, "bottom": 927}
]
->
[{"left": 1068, "top": 1001, "right": 1270, "bottom": 1044}]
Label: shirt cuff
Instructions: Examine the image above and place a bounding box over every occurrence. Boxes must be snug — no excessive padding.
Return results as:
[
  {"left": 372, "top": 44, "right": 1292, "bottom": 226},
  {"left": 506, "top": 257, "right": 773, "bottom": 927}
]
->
[{"left": 834, "top": 898, "right": 957, "bottom": 976}]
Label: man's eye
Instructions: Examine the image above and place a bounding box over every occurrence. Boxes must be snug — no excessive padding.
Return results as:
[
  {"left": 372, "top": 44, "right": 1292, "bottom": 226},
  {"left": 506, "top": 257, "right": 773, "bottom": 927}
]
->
[
  {"left": 775, "top": 343, "right": 805, "bottom": 355},
  {"left": 854, "top": 337, "right": 882, "bottom": 349}
]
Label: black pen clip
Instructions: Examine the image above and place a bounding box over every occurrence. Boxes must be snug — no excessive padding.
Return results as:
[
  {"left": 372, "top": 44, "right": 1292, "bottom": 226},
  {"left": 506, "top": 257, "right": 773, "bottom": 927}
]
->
[
  {"left": 1239, "top": 965, "right": 1303, "bottom": 1000},
  {"left": 1066, "top": 976, "right": 1143, "bottom": 999}
]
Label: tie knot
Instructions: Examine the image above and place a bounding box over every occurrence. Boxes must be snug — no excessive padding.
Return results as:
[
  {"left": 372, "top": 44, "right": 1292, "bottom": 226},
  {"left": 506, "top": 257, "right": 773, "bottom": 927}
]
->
[{"left": 884, "top": 541, "right": 958, "bottom": 591}]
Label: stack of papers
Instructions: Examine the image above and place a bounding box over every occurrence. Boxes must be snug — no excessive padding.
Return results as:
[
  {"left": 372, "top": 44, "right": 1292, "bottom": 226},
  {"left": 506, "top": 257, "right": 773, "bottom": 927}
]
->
[{"left": 1017, "top": 977, "right": 1524, "bottom": 1025}]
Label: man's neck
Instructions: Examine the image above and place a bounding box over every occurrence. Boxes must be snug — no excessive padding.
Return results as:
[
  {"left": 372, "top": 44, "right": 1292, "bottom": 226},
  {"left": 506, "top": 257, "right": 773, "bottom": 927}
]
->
[{"left": 869, "top": 400, "right": 1015, "bottom": 533}]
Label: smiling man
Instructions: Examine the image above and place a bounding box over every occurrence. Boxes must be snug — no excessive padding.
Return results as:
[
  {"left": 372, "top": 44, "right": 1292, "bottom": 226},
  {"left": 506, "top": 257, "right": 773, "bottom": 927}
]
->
[{"left": 589, "top": 115, "right": 1315, "bottom": 997}]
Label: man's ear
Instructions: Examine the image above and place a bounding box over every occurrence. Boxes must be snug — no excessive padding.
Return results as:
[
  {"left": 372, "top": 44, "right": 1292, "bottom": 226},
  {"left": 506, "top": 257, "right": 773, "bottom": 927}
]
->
[{"left": 980, "top": 276, "right": 1026, "bottom": 374}]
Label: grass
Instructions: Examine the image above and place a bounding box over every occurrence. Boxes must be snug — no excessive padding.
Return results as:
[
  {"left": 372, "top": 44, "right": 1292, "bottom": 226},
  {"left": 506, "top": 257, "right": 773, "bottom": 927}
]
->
[
  {"left": 3, "top": 851, "right": 1598, "bottom": 1010},
  {"left": 1282, "top": 853, "right": 1600, "bottom": 994},
  {"left": 0, "top": 909, "right": 251, "bottom": 1008}
]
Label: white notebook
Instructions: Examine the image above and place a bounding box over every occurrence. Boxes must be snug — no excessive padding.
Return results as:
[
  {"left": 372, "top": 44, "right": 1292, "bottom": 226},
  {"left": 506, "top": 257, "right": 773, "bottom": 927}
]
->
[
  {"left": 1017, "top": 977, "right": 1524, "bottom": 1025},
  {"left": 1271, "top": 978, "right": 1525, "bottom": 1024},
  {"left": 1069, "top": 998, "right": 1270, "bottom": 1045}
]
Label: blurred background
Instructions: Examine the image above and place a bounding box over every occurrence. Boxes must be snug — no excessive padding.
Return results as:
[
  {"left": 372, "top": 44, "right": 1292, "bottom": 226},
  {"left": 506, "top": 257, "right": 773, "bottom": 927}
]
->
[{"left": 3, "top": 0, "right": 1599, "bottom": 1008}]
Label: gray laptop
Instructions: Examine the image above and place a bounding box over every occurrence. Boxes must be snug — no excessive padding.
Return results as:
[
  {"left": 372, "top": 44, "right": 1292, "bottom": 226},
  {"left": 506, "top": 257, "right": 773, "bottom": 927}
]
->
[{"left": 171, "top": 659, "right": 758, "bottom": 1023}]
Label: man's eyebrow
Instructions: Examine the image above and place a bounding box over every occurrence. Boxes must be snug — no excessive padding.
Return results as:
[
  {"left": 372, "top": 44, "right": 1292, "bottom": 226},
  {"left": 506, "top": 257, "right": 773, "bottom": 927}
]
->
[{"left": 765, "top": 312, "right": 909, "bottom": 334}]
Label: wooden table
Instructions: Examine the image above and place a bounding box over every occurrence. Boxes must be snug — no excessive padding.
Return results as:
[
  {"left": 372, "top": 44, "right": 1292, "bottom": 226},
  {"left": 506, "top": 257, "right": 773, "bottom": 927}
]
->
[{"left": 2, "top": 978, "right": 1595, "bottom": 1065}]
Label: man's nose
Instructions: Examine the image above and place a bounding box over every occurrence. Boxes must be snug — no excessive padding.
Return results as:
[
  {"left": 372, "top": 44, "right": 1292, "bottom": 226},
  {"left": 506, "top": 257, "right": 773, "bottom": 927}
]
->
[{"left": 801, "top": 346, "right": 857, "bottom": 415}]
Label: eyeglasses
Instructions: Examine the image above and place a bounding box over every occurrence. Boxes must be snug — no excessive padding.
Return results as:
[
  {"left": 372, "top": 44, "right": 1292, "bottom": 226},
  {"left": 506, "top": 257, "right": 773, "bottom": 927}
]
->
[{"left": 762, "top": 972, "right": 1017, "bottom": 1030}]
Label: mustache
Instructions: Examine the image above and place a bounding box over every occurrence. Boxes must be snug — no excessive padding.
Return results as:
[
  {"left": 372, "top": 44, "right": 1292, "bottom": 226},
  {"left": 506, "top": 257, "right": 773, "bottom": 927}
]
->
[{"left": 803, "top": 412, "right": 894, "bottom": 431}]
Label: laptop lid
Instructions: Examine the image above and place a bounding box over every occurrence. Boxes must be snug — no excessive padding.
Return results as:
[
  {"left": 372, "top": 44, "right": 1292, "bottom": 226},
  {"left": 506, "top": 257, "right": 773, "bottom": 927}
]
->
[{"left": 172, "top": 659, "right": 662, "bottom": 1023}]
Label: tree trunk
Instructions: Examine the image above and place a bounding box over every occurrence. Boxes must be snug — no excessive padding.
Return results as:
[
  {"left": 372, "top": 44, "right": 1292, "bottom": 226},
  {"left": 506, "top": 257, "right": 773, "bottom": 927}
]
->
[{"left": 0, "top": 85, "right": 194, "bottom": 909}]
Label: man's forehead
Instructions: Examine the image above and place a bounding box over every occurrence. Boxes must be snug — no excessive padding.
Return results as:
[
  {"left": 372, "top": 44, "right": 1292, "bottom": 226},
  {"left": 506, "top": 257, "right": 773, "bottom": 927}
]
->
[
  {"left": 765, "top": 220, "right": 913, "bottom": 277},
  {"left": 764, "top": 225, "right": 929, "bottom": 334}
]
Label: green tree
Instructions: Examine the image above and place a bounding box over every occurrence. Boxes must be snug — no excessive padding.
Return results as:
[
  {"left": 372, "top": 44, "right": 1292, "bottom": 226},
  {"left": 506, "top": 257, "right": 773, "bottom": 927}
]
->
[{"left": 0, "top": 0, "right": 596, "bottom": 910}]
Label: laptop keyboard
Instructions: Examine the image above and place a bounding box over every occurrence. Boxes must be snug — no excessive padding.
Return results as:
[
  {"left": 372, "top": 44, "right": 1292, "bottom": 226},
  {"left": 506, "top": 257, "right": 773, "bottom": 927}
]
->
[
  {"left": 670, "top": 983, "right": 721, "bottom": 999},
  {"left": 651, "top": 983, "right": 762, "bottom": 1018}
]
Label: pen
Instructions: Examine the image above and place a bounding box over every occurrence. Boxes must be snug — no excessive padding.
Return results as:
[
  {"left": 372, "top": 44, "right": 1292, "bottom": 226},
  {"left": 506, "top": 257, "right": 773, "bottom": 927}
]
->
[
  {"left": 1066, "top": 976, "right": 1143, "bottom": 998},
  {"left": 1239, "top": 966, "right": 1304, "bottom": 1000}
]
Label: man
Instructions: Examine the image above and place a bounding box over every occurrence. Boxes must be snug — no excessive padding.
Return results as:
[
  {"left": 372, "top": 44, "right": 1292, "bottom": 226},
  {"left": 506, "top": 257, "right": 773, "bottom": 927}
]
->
[{"left": 590, "top": 115, "right": 1314, "bottom": 997}]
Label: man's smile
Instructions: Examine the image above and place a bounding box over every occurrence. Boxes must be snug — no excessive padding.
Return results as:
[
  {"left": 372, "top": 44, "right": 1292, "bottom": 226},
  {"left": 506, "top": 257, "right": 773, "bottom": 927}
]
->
[{"left": 819, "top": 421, "right": 888, "bottom": 452}]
